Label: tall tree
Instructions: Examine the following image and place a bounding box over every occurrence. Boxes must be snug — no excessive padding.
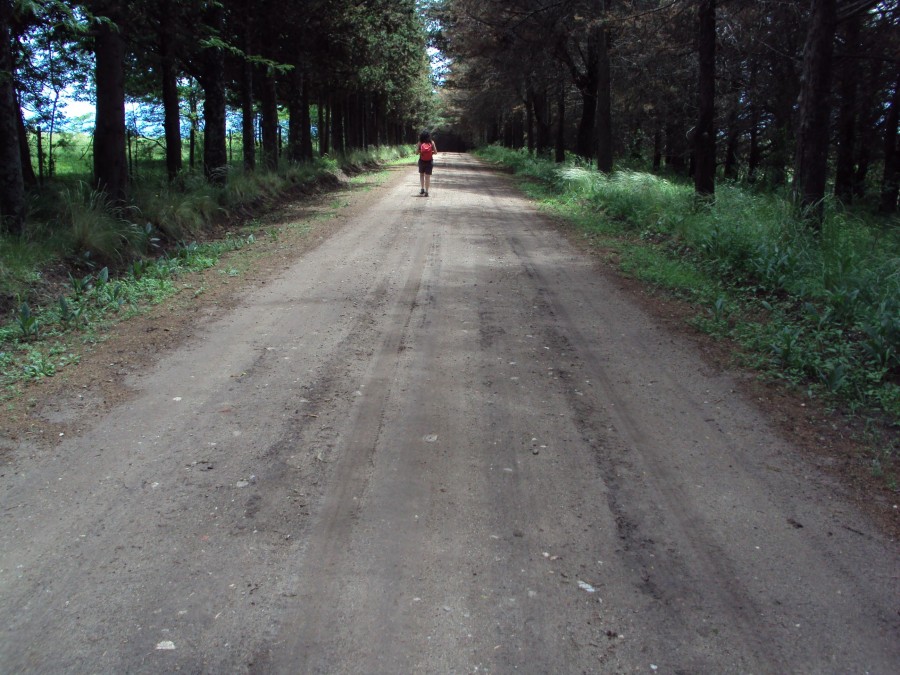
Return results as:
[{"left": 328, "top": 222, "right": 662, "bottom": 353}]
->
[
  {"left": 694, "top": 0, "right": 716, "bottom": 196},
  {"left": 832, "top": 12, "right": 860, "bottom": 203},
  {"left": 157, "top": 0, "right": 183, "bottom": 182},
  {"left": 0, "top": 0, "right": 25, "bottom": 233},
  {"left": 90, "top": 0, "right": 128, "bottom": 203},
  {"left": 879, "top": 65, "right": 899, "bottom": 214},
  {"left": 792, "top": 0, "right": 837, "bottom": 224},
  {"left": 595, "top": 3, "right": 612, "bottom": 173},
  {"left": 199, "top": 1, "right": 227, "bottom": 183},
  {"left": 259, "top": 66, "right": 278, "bottom": 170}
]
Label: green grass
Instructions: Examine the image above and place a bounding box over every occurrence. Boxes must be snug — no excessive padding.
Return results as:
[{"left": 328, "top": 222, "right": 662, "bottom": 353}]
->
[
  {"left": 1, "top": 143, "right": 417, "bottom": 391},
  {"left": 477, "top": 146, "right": 900, "bottom": 435},
  {"left": 0, "top": 232, "right": 259, "bottom": 392}
]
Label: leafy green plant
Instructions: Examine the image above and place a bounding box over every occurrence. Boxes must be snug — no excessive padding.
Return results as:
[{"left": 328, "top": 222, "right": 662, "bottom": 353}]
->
[
  {"left": 16, "top": 302, "right": 39, "bottom": 339},
  {"left": 768, "top": 326, "right": 804, "bottom": 372},
  {"left": 818, "top": 361, "right": 848, "bottom": 394},
  {"left": 23, "top": 351, "right": 55, "bottom": 378},
  {"left": 130, "top": 258, "right": 150, "bottom": 280},
  {"left": 860, "top": 299, "right": 900, "bottom": 372},
  {"left": 56, "top": 296, "right": 83, "bottom": 328},
  {"left": 68, "top": 271, "right": 94, "bottom": 296},
  {"left": 709, "top": 296, "right": 729, "bottom": 324}
]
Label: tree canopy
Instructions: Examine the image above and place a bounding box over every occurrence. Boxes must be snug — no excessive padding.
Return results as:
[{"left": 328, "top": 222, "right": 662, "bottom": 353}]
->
[
  {"left": 0, "top": 0, "right": 438, "bottom": 232},
  {"left": 436, "top": 0, "right": 898, "bottom": 213}
]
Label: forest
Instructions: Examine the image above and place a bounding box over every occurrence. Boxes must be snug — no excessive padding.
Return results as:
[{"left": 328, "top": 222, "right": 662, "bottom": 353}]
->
[
  {"left": 0, "top": 1, "right": 898, "bottom": 444},
  {"left": 0, "top": 0, "right": 437, "bottom": 239},
  {"left": 437, "top": 0, "right": 898, "bottom": 214},
  {"left": 1, "top": 1, "right": 897, "bottom": 236}
]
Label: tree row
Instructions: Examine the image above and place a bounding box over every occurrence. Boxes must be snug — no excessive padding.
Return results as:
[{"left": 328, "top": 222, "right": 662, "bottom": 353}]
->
[
  {"left": 437, "top": 0, "right": 898, "bottom": 219},
  {"left": 0, "top": 0, "right": 437, "bottom": 235}
]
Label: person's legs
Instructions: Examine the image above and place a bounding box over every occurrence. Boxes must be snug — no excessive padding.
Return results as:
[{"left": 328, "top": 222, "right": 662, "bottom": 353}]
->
[
  {"left": 419, "top": 171, "right": 425, "bottom": 194},
  {"left": 424, "top": 173, "right": 431, "bottom": 194}
]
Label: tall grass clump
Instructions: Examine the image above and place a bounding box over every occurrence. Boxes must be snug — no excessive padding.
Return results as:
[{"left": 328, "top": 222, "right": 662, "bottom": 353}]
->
[
  {"left": 591, "top": 171, "right": 695, "bottom": 234},
  {"left": 0, "top": 236, "right": 53, "bottom": 303},
  {"left": 477, "top": 145, "right": 900, "bottom": 422},
  {"left": 52, "top": 183, "right": 149, "bottom": 265},
  {"left": 132, "top": 177, "right": 221, "bottom": 242},
  {"left": 478, "top": 146, "right": 560, "bottom": 184}
]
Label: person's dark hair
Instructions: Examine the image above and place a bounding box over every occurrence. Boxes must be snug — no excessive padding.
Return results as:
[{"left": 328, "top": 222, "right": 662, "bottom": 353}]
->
[{"left": 419, "top": 130, "right": 431, "bottom": 143}]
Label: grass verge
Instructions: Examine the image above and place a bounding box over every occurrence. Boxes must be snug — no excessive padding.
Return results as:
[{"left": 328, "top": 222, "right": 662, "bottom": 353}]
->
[
  {"left": 0, "top": 146, "right": 415, "bottom": 397},
  {"left": 479, "top": 145, "right": 899, "bottom": 489}
]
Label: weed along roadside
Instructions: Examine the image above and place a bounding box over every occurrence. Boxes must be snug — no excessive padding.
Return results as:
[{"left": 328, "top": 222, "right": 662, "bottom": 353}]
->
[
  {"left": 0, "top": 149, "right": 417, "bottom": 418},
  {"left": 477, "top": 146, "right": 899, "bottom": 511}
]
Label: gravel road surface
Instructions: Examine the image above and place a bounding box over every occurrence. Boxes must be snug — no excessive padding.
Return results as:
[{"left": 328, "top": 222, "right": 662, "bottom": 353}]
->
[{"left": 1, "top": 154, "right": 897, "bottom": 673}]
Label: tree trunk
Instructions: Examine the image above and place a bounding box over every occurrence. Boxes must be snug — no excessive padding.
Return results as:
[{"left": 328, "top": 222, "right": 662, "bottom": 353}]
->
[
  {"left": 288, "top": 92, "right": 302, "bottom": 163},
  {"left": 502, "top": 112, "right": 512, "bottom": 148},
  {"left": 188, "top": 82, "right": 198, "bottom": 170},
  {"left": 240, "top": 57, "right": 255, "bottom": 171},
  {"left": 852, "top": 59, "right": 881, "bottom": 200},
  {"left": 833, "top": 14, "right": 860, "bottom": 203},
  {"left": 723, "top": 101, "right": 740, "bottom": 181},
  {"left": 747, "top": 105, "right": 760, "bottom": 183},
  {"left": 792, "top": 0, "right": 837, "bottom": 225},
  {"left": 288, "top": 70, "right": 313, "bottom": 163},
  {"left": 93, "top": 1, "right": 128, "bottom": 203},
  {"left": 260, "top": 68, "right": 278, "bottom": 170},
  {"left": 768, "top": 69, "right": 796, "bottom": 187},
  {"left": 879, "top": 65, "right": 899, "bottom": 214},
  {"left": 0, "top": 0, "right": 24, "bottom": 234},
  {"left": 652, "top": 127, "right": 662, "bottom": 172},
  {"left": 575, "top": 87, "right": 596, "bottom": 160},
  {"left": 344, "top": 94, "right": 358, "bottom": 150},
  {"left": 299, "top": 74, "right": 313, "bottom": 160},
  {"left": 365, "top": 94, "right": 378, "bottom": 148},
  {"left": 595, "top": 18, "right": 613, "bottom": 173},
  {"left": 513, "top": 110, "right": 525, "bottom": 149},
  {"left": 200, "top": 4, "right": 227, "bottom": 184},
  {"left": 531, "top": 86, "right": 552, "bottom": 157},
  {"left": 555, "top": 83, "right": 565, "bottom": 163},
  {"left": 665, "top": 120, "right": 688, "bottom": 174},
  {"left": 324, "top": 101, "right": 332, "bottom": 155},
  {"left": 16, "top": 94, "right": 36, "bottom": 187},
  {"left": 694, "top": 0, "right": 716, "bottom": 197},
  {"left": 317, "top": 100, "right": 327, "bottom": 155},
  {"left": 159, "top": 0, "right": 182, "bottom": 183},
  {"left": 332, "top": 96, "right": 345, "bottom": 154},
  {"left": 525, "top": 97, "right": 534, "bottom": 153}
]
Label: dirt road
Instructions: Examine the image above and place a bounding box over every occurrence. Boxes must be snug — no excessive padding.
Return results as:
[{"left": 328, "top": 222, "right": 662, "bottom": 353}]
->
[{"left": 1, "top": 154, "right": 897, "bottom": 673}]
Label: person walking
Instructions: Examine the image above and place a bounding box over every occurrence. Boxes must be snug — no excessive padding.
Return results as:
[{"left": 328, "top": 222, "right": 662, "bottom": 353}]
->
[{"left": 417, "top": 131, "right": 437, "bottom": 196}]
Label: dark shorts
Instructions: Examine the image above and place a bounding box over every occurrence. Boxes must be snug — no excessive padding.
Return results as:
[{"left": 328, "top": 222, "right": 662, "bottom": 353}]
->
[{"left": 418, "top": 159, "right": 433, "bottom": 175}]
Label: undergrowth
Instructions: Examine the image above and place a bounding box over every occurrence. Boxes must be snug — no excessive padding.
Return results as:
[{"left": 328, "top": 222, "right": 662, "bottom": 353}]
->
[
  {"left": 479, "top": 145, "right": 899, "bottom": 484},
  {"left": 0, "top": 145, "right": 416, "bottom": 391}
]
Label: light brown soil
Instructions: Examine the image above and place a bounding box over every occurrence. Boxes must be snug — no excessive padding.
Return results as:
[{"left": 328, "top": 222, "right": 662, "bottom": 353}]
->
[{"left": 1, "top": 155, "right": 897, "bottom": 673}]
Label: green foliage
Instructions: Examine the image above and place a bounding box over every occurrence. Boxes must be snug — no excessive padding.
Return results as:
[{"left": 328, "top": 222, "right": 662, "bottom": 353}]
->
[
  {"left": 23, "top": 350, "right": 56, "bottom": 379},
  {"left": 1, "top": 144, "right": 412, "bottom": 391},
  {"left": 16, "top": 302, "right": 39, "bottom": 339},
  {"left": 0, "top": 237, "right": 55, "bottom": 304},
  {"left": 54, "top": 183, "right": 147, "bottom": 264},
  {"left": 479, "top": 146, "right": 900, "bottom": 423}
]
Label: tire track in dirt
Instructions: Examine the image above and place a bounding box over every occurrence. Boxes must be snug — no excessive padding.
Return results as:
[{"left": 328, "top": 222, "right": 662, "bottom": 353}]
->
[
  {"left": 503, "top": 230, "right": 786, "bottom": 670},
  {"left": 1, "top": 156, "right": 896, "bottom": 674},
  {"left": 254, "top": 199, "right": 435, "bottom": 673},
  {"left": 484, "top": 179, "right": 898, "bottom": 672}
]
